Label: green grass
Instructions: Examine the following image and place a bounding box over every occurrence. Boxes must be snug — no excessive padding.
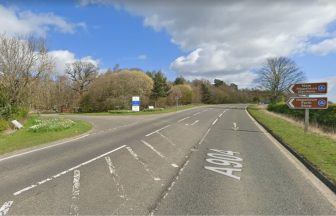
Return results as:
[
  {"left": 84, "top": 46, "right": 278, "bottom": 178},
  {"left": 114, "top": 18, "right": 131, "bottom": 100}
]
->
[
  {"left": 248, "top": 105, "right": 336, "bottom": 184},
  {"left": 0, "top": 116, "right": 92, "bottom": 155},
  {"left": 61, "top": 104, "right": 202, "bottom": 116}
]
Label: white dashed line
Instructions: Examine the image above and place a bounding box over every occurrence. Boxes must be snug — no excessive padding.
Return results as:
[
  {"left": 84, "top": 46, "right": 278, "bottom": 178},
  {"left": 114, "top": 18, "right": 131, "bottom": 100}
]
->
[
  {"left": 190, "top": 120, "right": 199, "bottom": 126},
  {"left": 212, "top": 118, "right": 218, "bottom": 125},
  {"left": 69, "top": 170, "right": 80, "bottom": 216},
  {"left": 13, "top": 145, "right": 126, "bottom": 196},
  {"left": 145, "top": 125, "right": 171, "bottom": 137},
  {"left": 192, "top": 112, "right": 201, "bottom": 116},
  {"left": 177, "top": 116, "right": 191, "bottom": 123},
  {"left": 141, "top": 140, "right": 165, "bottom": 158},
  {"left": 0, "top": 201, "right": 13, "bottom": 216},
  {"left": 199, "top": 128, "right": 211, "bottom": 145}
]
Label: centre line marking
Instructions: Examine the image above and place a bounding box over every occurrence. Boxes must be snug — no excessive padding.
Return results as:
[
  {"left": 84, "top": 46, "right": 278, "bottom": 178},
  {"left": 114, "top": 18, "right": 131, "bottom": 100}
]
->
[
  {"left": 0, "top": 201, "right": 13, "bottom": 216},
  {"left": 177, "top": 116, "right": 191, "bottom": 123},
  {"left": 190, "top": 120, "right": 199, "bottom": 126},
  {"left": 13, "top": 145, "right": 126, "bottom": 196},
  {"left": 69, "top": 170, "right": 80, "bottom": 216},
  {"left": 141, "top": 140, "right": 165, "bottom": 158},
  {"left": 145, "top": 125, "right": 171, "bottom": 137},
  {"left": 212, "top": 118, "right": 218, "bottom": 125}
]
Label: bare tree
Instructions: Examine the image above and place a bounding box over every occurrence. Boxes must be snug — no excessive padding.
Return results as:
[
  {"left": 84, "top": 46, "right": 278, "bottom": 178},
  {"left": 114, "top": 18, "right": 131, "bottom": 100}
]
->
[
  {"left": 257, "top": 57, "right": 305, "bottom": 102},
  {"left": 66, "top": 61, "right": 98, "bottom": 99},
  {"left": 0, "top": 34, "right": 54, "bottom": 106}
]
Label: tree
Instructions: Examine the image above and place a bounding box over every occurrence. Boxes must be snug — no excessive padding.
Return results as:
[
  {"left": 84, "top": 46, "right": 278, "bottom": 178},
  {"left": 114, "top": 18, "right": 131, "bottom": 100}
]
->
[
  {"left": 201, "top": 83, "right": 211, "bottom": 104},
  {"left": 214, "top": 79, "right": 224, "bottom": 87},
  {"left": 257, "top": 57, "right": 305, "bottom": 102},
  {"left": 150, "top": 71, "right": 170, "bottom": 106},
  {"left": 66, "top": 61, "right": 98, "bottom": 99},
  {"left": 0, "top": 34, "right": 54, "bottom": 106},
  {"left": 81, "top": 70, "right": 153, "bottom": 111},
  {"left": 174, "top": 76, "right": 186, "bottom": 85}
]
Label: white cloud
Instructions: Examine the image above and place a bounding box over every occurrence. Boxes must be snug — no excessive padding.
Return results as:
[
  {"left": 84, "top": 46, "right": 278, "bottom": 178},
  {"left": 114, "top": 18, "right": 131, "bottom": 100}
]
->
[
  {"left": 0, "top": 4, "right": 85, "bottom": 37},
  {"left": 49, "top": 50, "right": 100, "bottom": 74},
  {"left": 80, "top": 0, "right": 336, "bottom": 87},
  {"left": 307, "top": 38, "right": 336, "bottom": 55}
]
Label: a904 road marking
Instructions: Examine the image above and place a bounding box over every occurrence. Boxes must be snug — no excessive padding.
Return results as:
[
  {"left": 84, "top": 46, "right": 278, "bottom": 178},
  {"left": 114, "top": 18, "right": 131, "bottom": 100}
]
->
[{"left": 204, "top": 149, "right": 243, "bottom": 180}]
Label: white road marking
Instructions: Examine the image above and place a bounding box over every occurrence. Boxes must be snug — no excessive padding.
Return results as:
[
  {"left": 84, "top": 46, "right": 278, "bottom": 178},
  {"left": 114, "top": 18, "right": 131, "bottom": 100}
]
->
[
  {"left": 171, "top": 163, "right": 178, "bottom": 168},
  {"left": 145, "top": 125, "right": 171, "bottom": 137},
  {"left": 190, "top": 120, "right": 199, "bottom": 126},
  {"left": 177, "top": 116, "right": 191, "bottom": 123},
  {"left": 141, "top": 140, "right": 165, "bottom": 158},
  {"left": 157, "top": 132, "right": 176, "bottom": 146},
  {"left": 205, "top": 149, "right": 242, "bottom": 180},
  {"left": 232, "top": 122, "right": 239, "bottom": 131},
  {"left": 0, "top": 201, "right": 13, "bottom": 216},
  {"left": 126, "top": 146, "right": 160, "bottom": 181},
  {"left": 105, "top": 157, "right": 127, "bottom": 200},
  {"left": 198, "top": 128, "right": 211, "bottom": 145},
  {"left": 69, "top": 170, "right": 80, "bottom": 216},
  {"left": 193, "top": 111, "right": 201, "bottom": 116},
  {"left": 212, "top": 118, "right": 218, "bottom": 125},
  {"left": 245, "top": 109, "right": 336, "bottom": 208},
  {"left": 13, "top": 145, "right": 126, "bottom": 196},
  {"left": 205, "top": 166, "right": 241, "bottom": 180},
  {"left": 0, "top": 134, "right": 90, "bottom": 163}
]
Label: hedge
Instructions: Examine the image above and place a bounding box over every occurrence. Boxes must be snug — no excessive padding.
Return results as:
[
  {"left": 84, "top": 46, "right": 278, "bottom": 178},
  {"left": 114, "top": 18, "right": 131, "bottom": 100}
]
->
[{"left": 267, "top": 103, "right": 336, "bottom": 132}]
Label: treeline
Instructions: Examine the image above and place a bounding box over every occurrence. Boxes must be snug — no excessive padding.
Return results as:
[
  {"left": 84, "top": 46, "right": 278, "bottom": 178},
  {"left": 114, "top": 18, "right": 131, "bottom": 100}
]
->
[{"left": 0, "top": 34, "right": 269, "bottom": 120}]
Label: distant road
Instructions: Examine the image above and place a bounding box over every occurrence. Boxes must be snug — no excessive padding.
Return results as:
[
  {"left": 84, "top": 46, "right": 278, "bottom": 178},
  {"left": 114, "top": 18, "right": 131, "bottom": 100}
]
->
[{"left": 0, "top": 104, "right": 335, "bottom": 215}]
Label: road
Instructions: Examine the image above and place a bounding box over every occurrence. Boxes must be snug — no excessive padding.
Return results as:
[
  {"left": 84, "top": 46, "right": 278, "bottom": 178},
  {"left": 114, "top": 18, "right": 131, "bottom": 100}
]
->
[{"left": 0, "top": 104, "right": 335, "bottom": 215}]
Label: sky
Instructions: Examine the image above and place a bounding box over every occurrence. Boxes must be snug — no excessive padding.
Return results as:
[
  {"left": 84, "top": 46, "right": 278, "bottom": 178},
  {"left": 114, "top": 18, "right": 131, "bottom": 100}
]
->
[{"left": 0, "top": 0, "right": 335, "bottom": 101}]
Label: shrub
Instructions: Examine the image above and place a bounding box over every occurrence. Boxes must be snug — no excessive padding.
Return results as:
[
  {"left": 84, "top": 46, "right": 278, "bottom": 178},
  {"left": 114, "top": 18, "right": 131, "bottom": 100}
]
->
[
  {"left": 28, "top": 118, "right": 75, "bottom": 132},
  {"left": 0, "top": 119, "right": 8, "bottom": 132}
]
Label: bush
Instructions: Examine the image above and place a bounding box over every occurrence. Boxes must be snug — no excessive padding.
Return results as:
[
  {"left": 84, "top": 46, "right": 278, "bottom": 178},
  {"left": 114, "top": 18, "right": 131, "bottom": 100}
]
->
[
  {"left": 267, "top": 103, "right": 336, "bottom": 131},
  {"left": 0, "top": 119, "right": 9, "bottom": 132},
  {"left": 28, "top": 118, "right": 75, "bottom": 132}
]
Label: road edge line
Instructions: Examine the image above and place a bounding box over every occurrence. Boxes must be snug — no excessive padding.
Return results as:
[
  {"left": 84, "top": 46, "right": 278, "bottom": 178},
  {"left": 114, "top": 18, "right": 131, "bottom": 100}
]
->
[{"left": 245, "top": 108, "right": 336, "bottom": 208}]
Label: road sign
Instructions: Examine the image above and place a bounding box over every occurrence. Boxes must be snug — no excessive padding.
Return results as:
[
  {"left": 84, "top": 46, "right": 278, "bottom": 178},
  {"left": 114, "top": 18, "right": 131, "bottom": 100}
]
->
[
  {"left": 288, "top": 82, "right": 327, "bottom": 95},
  {"left": 286, "top": 97, "right": 328, "bottom": 109},
  {"left": 132, "top": 96, "right": 140, "bottom": 112}
]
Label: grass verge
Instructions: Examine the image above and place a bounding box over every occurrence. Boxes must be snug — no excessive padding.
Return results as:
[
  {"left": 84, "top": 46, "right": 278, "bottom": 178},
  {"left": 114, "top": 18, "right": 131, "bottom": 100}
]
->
[
  {"left": 248, "top": 105, "right": 336, "bottom": 185},
  {"left": 62, "top": 104, "right": 201, "bottom": 116},
  {"left": 0, "top": 116, "right": 92, "bottom": 155}
]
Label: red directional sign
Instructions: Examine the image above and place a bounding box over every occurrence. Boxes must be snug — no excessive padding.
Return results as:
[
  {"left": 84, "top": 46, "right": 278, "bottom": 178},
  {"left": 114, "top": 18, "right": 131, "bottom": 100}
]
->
[
  {"left": 287, "top": 97, "right": 328, "bottom": 109},
  {"left": 288, "top": 82, "right": 327, "bottom": 95}
]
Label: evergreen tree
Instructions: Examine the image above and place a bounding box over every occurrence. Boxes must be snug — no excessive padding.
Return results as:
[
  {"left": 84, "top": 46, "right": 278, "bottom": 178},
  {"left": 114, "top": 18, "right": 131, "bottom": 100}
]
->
[
  {"left": 174, "top": 76, "right": 186, "bottom": 85},
  {"left": 151, "top": 71, "right": 170, "bottom": 106},
  {"left": 201, "top": 83, "right": 211, "bottom": 104}
]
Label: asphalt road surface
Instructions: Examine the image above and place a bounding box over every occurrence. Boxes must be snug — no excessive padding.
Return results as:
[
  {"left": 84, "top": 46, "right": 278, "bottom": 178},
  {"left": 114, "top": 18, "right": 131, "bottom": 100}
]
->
[{"left": 0, "top": 104, "right": 335, "bottom": 215}]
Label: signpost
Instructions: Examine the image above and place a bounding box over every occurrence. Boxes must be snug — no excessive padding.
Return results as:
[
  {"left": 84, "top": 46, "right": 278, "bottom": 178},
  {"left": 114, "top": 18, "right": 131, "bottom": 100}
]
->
[
  {"left": 132, "top": 96, "right": 140, "bottom": 112},
  {"left": 286, "top": 97, "right": 328, "bottom": 109},
  {"left": 287, "top": 82, "right": 328, "bottom": 133},
  {"left": 288, "top": 82, "right": 327, "bottom": 95}
]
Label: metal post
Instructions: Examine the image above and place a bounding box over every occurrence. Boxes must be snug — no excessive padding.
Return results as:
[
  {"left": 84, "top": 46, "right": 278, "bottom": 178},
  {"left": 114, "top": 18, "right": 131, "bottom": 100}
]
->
[{"left": 304, "top": 108, "right": 309, "bottom": 133}]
